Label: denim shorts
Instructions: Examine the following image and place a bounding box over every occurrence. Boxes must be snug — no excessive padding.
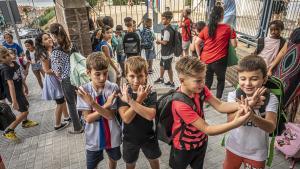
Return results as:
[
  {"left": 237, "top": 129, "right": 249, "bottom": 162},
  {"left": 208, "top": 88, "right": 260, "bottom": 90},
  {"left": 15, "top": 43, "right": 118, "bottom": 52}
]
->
[
  {"left": 145, "top": 49, "right": 156, "bottom": 60},
  {"left": 117, "top": 54, "right": 126, "bottom": 63},
  {"left": 86, "top": 147, "right": 121, "bottom": 169}
]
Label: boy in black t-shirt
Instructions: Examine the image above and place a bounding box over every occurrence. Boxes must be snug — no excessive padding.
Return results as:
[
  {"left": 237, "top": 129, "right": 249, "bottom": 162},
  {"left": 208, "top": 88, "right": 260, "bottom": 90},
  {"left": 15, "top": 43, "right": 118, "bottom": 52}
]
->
[
  {"left": 0, "top": 46, "right": 39, "bottom": 140},
  {"left": 118, "top": 56, "right": 161, "bottom": 169}
]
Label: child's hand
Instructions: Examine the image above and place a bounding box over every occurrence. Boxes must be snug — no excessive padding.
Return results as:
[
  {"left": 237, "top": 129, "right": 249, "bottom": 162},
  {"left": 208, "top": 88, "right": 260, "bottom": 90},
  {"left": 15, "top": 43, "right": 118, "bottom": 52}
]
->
[
  {"left": 156, "top": 40, "right": 160, "bottom": 44},
  {"left": 233, "top": 96, "right": 253, "bottom": 127},
  {"left": 119, "top": 84, "right": 132, "bottom": 103},
  {"left": 12, "top": 101, "right": 19, "bottom": 110},
  {"left": 137, "top": 85, "right": 151, "bottom": 102},
  {"left": 247, "top": 87, "right": 266, "bottom": 108},
  {"left": 105, "top": 91, "right": 117, "bottom": 107},
  {"left": 76, "top": 87, "right": 94, "bottom": 105}
]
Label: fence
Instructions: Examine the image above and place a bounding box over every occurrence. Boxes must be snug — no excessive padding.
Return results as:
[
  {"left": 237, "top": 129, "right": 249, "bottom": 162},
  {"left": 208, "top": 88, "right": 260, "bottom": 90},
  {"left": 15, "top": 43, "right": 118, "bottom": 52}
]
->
[{"left": 88, "top": 0, "right": 300, "bottom": 47}]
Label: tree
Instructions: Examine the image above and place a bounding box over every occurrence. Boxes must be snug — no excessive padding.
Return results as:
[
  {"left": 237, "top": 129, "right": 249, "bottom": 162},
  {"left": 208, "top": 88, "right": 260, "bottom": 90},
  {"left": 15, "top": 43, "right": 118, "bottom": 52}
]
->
[{"left": 87, "top": 0, "right": 99, "bottom": 8}]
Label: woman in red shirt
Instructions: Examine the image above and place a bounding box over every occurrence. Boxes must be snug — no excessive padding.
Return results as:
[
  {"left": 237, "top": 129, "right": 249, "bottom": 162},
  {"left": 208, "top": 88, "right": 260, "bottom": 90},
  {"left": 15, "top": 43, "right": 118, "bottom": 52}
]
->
[{"left": 195, "top": 5, "right": 237, "bottom": 99}]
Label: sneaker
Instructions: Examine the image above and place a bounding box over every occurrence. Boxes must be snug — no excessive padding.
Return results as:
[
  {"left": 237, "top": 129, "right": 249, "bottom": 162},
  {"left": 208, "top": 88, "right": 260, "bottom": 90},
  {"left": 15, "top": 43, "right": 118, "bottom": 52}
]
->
[
  {"left": 3, "top": 130, "right": 18, "bottom": 140},
  {"left": 165, "top": 81, "right": 175, "bottom": 88},
  {"left": 154, "top": 78, "right": 164, "bottom": 84},
  {"left": 63, "top": 117, "right": 71, "bottom": 123},
  {"left": 54, "top": 122, "right": 70, "bottom": 131},
  {"left": 22, "top": 120, "right": 39, "bottom": 128}
]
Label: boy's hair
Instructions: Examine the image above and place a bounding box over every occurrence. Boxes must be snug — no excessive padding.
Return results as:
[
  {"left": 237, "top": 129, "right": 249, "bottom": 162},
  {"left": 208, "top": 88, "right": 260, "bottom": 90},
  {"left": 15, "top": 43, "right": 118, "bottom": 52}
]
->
[
  {"left": 184, "top": 8, "right": 192, "bottom": 15},
  {"left": 269, "top": 20, "right": 284, "bottom": 30},
  {"left": 116, "top": 25, "right": 123, "bottom": 31},
  {"left": 144, "top": 18, "right": 152, "bottom": 28},
  {"left": 125, "top": 56, "right": 148, "bottom": 75},
  {"left": 86, "top": 52, "right": 109, "bottom": 71},
  {"left": 175, "top": 57, "right": 206, "bottom": 77},
  {"left": 3, "top": 32, "right": 13, "bottom": 39},
  {"left": 24, "top": 39, "right": 34, "bottom": 46},
  {"left": 124, "top": 17, "right": 133, "bottom": 27},
  {"left": 237, "top": 55, "right": 267, "bottom": 78},
  {"left": 162, "top": 11, "right": 173, "bottom": 20},
  {"left": 195, "top": 21, "right": 206, "bottom": 33},
  {"left": 0, "top": 46, "right": 10, "bottom": 63},
  {"left": 103, "top": 16, "right": 114, "bottom": 28}
]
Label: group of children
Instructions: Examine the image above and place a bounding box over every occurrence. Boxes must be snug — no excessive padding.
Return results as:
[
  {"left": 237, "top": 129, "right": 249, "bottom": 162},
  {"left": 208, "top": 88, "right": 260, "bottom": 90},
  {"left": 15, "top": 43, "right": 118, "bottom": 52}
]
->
[{"left": 0, "top": 4, "right": 288, "bottom": 169}]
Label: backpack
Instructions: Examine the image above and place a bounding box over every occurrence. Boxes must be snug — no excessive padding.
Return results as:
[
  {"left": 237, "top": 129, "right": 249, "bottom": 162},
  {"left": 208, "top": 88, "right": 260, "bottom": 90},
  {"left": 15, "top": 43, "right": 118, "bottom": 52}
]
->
[
  {"left": 123, "top": 32, "right": 141, "bottom": 55},
  {"left": 155, "top": 89, "right": 206, "bottom": 145},
  {"left": 166, "top": 26, "right": 183, "bottom": 57},
  {"left": 140, "top": 28, "right": 154, "bottom": 50},
  {"left": 275, "top": 122, "right": 300, "bottom": 169},
  {"left": 235, "top": 76, "right": 286, "bottom": 167},
  {"left": 255, "top": 37, "right": 286, "bottom": 55},
  {"left": 0, "top": 102, "right": 16, "bottom": 131},
  {"left": 70, "top": 52, "right": 90, "bottom": 87}
]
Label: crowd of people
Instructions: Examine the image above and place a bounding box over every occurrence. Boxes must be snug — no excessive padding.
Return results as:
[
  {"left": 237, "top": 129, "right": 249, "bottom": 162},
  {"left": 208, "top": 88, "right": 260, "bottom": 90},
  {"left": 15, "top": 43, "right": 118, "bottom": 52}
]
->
[{"left": 0, "top": 1, "right": 299, "bottom": 169}]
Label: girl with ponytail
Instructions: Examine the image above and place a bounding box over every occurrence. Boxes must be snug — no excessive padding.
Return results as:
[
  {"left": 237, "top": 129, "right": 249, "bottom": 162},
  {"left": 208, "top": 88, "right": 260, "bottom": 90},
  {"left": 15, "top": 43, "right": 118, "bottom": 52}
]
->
[{"left": 195, "top": 4, "right": 237, "bottom": 99}]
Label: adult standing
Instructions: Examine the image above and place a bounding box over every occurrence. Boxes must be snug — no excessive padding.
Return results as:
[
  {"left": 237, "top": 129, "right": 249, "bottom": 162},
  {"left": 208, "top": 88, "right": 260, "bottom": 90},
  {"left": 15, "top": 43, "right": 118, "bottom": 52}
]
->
[
  {"left": 49, "top": 23, "right": 83, "bottom": 134},
  {"left": 195, "top": 5, "right": 237, "bottom": 99},
  {"left": 223, "top": 0, "right": 236, "bottom": 29}
]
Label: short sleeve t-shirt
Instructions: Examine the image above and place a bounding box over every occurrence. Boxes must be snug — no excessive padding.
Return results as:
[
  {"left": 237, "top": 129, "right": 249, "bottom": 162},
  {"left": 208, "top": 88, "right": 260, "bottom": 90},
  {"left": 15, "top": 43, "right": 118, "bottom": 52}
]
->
[
  {"left": 77, "top": 81, "right": 122, "bottom": 151},
  {"left": 2, "top": 42, "right": 23, "bottom": 57},
  {"left": 171, "top": 86, "right": 212, "bottom": 150},
  {"left": 225, "top": 90, "right": 278, "bottom": 161},
  {"left": 118, "top": 90, "right": 157, "bottom": 145},
  {"left": 0, "top": 61, "right": 23, "bottom": 101},
  {"left": 161, "top": 29, "right": 173, "bottom": 59},
  {"left": 181, "top": 18, "right": 192, "bottom": 42},
  {"left": 198, "top": 24, "right": 236, "bottom": 64}
]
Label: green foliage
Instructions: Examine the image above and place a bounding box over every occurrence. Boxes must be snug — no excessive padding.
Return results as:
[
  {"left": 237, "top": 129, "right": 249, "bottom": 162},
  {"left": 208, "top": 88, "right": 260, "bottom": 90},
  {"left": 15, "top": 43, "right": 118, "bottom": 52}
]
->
[
  {"left": 112, "top": 0, "right": 144, "bottom": 5},
  {"left": 33, "top": 7, "right": 55, "bottom": 27},
  {"left": 87, "top": 0, "right": 99, "bottom": 7}
]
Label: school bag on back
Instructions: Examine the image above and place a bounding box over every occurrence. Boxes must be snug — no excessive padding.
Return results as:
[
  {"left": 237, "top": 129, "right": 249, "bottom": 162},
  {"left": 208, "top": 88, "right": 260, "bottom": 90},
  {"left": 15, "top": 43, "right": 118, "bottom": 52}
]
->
[
  {"left": 156, "top": 89, "right": 205, "bottom": 145},
  {"left": 70, "top": 52, "right": 90, "bottom": 87},
  {"left": 166, "top": 26, "right": 183, "bottom": 57},
  {"left": 140, "top": 28, "right": 154, "bottom": 50},
  {"left": 0, "top": 102, "right": 16, "bottom": 131},
  {"left": 123, "top": 32, "right": 141, "bottom": 55}
]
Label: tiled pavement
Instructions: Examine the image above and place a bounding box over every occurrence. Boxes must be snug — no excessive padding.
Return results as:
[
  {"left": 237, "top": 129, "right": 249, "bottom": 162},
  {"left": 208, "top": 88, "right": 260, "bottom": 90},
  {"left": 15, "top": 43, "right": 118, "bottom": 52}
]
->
[{"left": 0, "top": 58, "right": 298, "bottom": 169}]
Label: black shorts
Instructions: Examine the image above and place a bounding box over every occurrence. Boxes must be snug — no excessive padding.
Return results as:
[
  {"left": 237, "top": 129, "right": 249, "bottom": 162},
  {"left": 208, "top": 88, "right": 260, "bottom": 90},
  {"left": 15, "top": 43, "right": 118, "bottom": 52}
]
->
[
  {"left": 169, "top": 142, "right": 207, "bottom": 169},
  {"left": 7, "top": 94, "right": 29, "bottom": 112},
  {"left": 123, "top": 138, "right": 162, "bottom": 164},
  {"left": 86, "top": 147, "right": 121, "bottom": 169},
  {"left": 160, "top": 57, "right": 173, "bottom": 70}
]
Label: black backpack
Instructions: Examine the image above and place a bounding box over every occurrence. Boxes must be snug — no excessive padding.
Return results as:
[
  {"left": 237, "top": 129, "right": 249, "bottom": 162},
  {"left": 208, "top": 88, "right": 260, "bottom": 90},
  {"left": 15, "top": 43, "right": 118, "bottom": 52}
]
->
[
  {"left": 123, "top": 32, "right": 141, "bottom": 56},
  {"left": 166, "top": 26, "right": 183, "bottom": 57},
  {"left": 156, "top": 89, "right": 205, "bottom": 145},
  {"left": 0, "top": 102, "right": 16, "bottom": 131}
]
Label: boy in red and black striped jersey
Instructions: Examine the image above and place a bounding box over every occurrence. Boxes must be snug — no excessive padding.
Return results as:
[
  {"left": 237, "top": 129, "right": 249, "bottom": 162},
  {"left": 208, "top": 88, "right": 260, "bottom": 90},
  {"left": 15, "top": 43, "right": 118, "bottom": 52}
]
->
[{"left": 169, "top": 57, "right": 261, "bottom": 169}]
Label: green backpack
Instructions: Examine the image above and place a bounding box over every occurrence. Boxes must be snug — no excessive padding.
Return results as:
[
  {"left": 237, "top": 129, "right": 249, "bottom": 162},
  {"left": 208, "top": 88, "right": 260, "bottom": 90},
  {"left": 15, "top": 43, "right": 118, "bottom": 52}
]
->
[
  {"left": 70, "top": 52, "right": 90, "bottom": 87},
  {"left": 221, "top": 76, "right": 287, "bottom": 167}
]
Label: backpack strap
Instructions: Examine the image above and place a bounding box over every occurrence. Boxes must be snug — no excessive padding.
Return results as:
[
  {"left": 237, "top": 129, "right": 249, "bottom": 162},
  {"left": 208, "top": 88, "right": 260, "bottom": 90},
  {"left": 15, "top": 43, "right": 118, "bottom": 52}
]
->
[
  {"left": 279, "top": 37, "right": 286, "bottom": 52},
  {"left": 255, "top": 37, "right": 265, "bottom": 55}
]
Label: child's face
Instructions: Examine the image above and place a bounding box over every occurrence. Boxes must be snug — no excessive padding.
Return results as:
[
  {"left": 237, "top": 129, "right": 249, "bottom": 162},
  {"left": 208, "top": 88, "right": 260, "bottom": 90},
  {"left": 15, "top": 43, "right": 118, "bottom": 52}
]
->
[
  {"left": 180, "top": 71, "right": 206, "bottom": 94},
  {"left": 8, "top": 50, "right": 17, "bottom": 60},
  {"left": 115, "top": 30, "right": 122, "bottom": 37},
  {"left": 87, "top": 68, "right": 108, "bottom": 89},
  {"left": 42, "top": 34, "right": 54, "bottom": 49},
  {"left": 162, "top": 17, "right": 171, "bottom": 26},
  {"left": 126, "top": 69, "right": 147, "bottom": 91},
  {"left": 269, "top": 24, "right": 281, "bottom": 38},
  {"left": 238, "top": 70, "right": 266, "bottom": 96},
  {"left": 4, "top": 35, "right": 13, "bottom": 44},
  {"left": 25, "top": 43, "right": 34, "bottom": 51},
  {"left": 103, "top": 29, "right": 113, "bottom": 40},
  {"left": 0, "top": 53, "right": 12, "bottom": 64},
  {"left": 145, "top": 21, "right": 152, "bottom": 28}
]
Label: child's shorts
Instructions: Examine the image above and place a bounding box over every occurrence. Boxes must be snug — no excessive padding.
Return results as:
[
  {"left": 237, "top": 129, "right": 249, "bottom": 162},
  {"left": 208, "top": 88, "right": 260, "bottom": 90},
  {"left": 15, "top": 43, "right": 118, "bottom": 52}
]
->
[
  {"left": 169, "top": 142, "right": 207, "bottom": 169},
  {"left": 117, "top": 54, "right": 126, "bottom": 63},
  {"left": 122, "top": 138, "right": 161, "bottom": 164},
  {"left": 182, "top": 40, "right": 191, "bottom": 50},
  {"left": 145, "top": 49, "right": 156, "bottom": 60},
  {"left": 160, "top": 57, "right": 173, "bottom": 70},
  {"left": 7, "top": 94, "right": 29, "bottom": 112},
  {"left": 31, "top": 63, "right": 42, "bottom": 72},
  {"left": 86, "top": 147, "right": 121, "bottom": 169},
  {"left": 223, "top": 149, "right": 265, "bottom": 169}
]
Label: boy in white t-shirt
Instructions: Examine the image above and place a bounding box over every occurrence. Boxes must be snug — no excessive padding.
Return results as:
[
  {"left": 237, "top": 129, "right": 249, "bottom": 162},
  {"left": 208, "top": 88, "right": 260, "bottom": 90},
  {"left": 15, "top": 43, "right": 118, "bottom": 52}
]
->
[
  {"left": 224, "top": 55, "right": 279, "bottom": 169},
  {"left": 76, "top": 52, "right": 122, "bottom": 169}
]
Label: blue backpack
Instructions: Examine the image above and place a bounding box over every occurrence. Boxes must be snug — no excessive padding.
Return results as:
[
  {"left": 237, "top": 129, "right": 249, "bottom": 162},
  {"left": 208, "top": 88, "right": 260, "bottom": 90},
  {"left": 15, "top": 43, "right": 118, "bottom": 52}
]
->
[{"left": 140, "top": 28, "right": 154, "bottom": 50}]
